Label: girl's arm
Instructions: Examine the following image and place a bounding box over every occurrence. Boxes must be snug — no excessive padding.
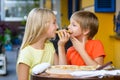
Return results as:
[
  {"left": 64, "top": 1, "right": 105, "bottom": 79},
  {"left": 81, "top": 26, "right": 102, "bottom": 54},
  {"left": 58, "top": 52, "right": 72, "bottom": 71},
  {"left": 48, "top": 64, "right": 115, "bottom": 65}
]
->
[
  {"left": 58, "top": 44, "right": 67, "bottom": 64},
  {"left": 57, "top": 30, "right": 70, "bottom": 65},
  {"left": 17, "top": 63, "right": 30, "bottom": 80},
  {"left": 54, "top": 53, "right": 59, "bottom": 65}
]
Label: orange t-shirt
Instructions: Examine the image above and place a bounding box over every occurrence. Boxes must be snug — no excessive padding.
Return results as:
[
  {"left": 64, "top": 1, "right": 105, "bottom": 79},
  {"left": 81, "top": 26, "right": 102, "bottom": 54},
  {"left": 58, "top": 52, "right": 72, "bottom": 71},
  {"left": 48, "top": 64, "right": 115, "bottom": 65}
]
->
[{"left": 66, "top": 40, "right": 106, "bottom": 66}]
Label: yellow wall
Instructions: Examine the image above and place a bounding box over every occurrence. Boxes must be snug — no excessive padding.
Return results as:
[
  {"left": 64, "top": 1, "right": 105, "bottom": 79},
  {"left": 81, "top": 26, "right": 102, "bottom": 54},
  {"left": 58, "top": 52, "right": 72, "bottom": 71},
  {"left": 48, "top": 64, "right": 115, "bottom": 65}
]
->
[
  {"left": 81, "top": 0, "right": 94, "bottom": 8},
  {"left": 114, "top": 40, "right": 120, "bottom": 68},
  {"left": 95, "top": 13, "right": 115, "bottom": 64},
  {"left": 61, "top": 0, "right": 69, "bottom": 27},
  {"left": 95, "top": 13, "right": 120, "bottom": 69},
  {"left": 61, "top": 0, "right": 81, "bottom": 28},
  {"left": 45, "top": 0, "right": 52, "bottom": 9}
]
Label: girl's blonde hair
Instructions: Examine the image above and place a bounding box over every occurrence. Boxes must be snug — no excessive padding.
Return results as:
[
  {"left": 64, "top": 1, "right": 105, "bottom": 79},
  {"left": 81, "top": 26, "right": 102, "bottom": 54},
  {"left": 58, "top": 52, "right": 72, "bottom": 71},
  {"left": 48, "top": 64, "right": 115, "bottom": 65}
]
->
[
  {"left": 20, "top": 8, "right": 55, "bottom": 49},
  {"left": 71, "top": 11, "right": 99, "bottom": 39}
]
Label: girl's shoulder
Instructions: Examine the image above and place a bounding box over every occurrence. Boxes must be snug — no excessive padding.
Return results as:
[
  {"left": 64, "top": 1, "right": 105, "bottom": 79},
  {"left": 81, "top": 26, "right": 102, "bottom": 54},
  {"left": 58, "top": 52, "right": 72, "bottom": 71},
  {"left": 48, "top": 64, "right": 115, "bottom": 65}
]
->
[
  {"left": 45, "top": 40, "right": 54, "bottom": 45},
  {"left": 45, "top": 41, "right": 55, "bottom": 52},
  {"left": 21, "top": 45, "right": 32, "bottom": 50},
  {"left": 20, "top": 46, "right": 32, "bottom": 54},
  {"left": 45, "top": 40, "right": 55, "bottom": 49}
]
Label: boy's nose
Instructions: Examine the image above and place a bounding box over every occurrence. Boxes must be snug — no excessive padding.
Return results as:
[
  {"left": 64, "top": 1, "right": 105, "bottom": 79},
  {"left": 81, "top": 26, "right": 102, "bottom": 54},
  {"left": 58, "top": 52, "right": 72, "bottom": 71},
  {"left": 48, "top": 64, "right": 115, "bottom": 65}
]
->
[{"left": 68, "top": 25, "right": 70, "bottom": 29}]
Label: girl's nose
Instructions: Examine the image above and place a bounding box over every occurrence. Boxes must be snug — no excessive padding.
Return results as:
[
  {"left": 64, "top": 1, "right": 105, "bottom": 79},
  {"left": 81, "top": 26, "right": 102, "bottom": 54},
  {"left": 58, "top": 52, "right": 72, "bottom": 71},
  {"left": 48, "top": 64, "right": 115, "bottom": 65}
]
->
[{"left": 56, "top": 24, "right": 59, "bottom": 29}]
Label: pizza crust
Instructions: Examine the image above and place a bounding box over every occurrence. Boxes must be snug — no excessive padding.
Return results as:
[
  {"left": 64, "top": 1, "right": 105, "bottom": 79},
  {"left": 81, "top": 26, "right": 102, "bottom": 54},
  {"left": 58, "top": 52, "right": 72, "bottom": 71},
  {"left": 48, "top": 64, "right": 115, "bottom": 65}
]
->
[{"left": 45, "top": 65, "right": 99, "bottom": 75}]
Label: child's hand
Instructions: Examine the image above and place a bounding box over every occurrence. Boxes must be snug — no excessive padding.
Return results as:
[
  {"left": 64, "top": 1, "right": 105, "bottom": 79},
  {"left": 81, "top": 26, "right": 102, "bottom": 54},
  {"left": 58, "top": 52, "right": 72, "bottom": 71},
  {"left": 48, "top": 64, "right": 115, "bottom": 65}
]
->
[
  {"left": 70, "top": 36, "right": 86, "bottom": 52},
  {"left": 57, "top": 29, "right": 70, "bottom": 46}
]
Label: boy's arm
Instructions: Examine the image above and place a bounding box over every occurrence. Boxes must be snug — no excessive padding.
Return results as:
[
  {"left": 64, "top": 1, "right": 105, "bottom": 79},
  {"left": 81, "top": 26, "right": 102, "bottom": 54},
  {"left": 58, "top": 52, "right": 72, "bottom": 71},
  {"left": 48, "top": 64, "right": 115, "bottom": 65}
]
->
[{"left": 71, "top": 36, "right": 104, "bottom": 66}]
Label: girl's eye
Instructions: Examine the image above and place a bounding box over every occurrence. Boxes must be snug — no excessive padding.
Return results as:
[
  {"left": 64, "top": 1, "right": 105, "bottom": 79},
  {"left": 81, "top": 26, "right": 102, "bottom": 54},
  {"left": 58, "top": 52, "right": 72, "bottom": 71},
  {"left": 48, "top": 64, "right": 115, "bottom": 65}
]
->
[
  {"left": 53, "top": 21, "right": 56, "bottom": 24},
  {"left": 53, "top": 22, "right": 56, "bottom": 24}
]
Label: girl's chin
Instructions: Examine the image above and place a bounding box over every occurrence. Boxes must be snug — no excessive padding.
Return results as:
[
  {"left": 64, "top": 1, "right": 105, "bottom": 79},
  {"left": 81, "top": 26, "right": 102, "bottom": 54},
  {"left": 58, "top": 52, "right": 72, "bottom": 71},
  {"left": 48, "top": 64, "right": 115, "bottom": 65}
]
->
[{"left": 51, "top": 34, "right": 56, "bottom": 38}]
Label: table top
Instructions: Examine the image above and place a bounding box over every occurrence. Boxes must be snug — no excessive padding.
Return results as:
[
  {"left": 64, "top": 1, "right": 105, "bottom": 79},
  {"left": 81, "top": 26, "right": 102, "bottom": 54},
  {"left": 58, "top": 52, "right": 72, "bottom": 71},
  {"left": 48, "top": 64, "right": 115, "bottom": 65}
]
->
[{"left": 31, "top": 72, "right": 120, "bottom": 80}]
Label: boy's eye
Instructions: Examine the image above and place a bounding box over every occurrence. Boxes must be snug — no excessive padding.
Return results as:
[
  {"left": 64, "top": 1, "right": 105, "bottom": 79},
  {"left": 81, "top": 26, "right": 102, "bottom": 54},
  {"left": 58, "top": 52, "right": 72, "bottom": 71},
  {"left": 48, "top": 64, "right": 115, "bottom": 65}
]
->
[
  {"left": 72, "top": 24, "right": 76, "bottom": 26},
  {"left": 73, "top": 24, "right": 76, "bottom": 26}
]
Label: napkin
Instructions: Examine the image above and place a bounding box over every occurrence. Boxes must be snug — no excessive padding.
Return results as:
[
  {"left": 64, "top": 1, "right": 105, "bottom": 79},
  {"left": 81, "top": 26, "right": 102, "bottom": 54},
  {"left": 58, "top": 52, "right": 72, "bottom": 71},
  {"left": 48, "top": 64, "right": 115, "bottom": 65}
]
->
[
  {"left": 70, "top": 70, "right": 120, "bottom": 78},
  {"left": 32, "top": 63, "right": 50, "bottom": 74}
]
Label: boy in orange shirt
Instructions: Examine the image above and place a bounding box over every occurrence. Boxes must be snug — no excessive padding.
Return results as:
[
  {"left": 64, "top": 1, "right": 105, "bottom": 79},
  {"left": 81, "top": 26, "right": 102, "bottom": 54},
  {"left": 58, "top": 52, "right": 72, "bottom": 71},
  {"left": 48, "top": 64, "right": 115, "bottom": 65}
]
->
[{"left": 57, "top": 11, "right": 106, "bottom": 66}]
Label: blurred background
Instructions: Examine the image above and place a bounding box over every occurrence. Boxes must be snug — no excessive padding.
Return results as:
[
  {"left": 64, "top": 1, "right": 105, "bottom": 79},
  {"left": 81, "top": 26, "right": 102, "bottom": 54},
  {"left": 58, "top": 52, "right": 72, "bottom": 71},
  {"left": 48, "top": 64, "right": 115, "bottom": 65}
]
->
[{"left": 0, "top": 0, "right": 120, "bottom": 80}]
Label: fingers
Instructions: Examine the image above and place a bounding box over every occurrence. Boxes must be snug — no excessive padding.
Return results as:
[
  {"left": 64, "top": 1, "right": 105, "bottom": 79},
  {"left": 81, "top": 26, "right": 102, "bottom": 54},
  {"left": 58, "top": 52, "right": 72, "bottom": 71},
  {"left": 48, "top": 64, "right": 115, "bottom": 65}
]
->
[
  {"left": 56, "top": 29, "right": 70, "bottom": 39},
  {"left": 70, "top": 36, "right": 86, "bottom": 43},
  {"left": 57, "top": 31, "right": 62, "bottom": 39},
  {"left": 70, "top": 36, "right": 76, "bottom": 41},
  {"left": 82, "top": 36, "right": 86, "bottom": 45},
  {"left": 70, "top": 36, "right": 86, "bottom": 49}
]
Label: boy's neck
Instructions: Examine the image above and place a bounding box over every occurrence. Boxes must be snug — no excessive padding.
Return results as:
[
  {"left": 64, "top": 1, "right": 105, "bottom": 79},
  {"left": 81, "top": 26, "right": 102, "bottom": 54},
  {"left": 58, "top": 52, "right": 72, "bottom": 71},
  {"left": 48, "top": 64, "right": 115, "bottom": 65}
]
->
[{"left": 76, "top": 36, "right": 88, "bottom": 42}]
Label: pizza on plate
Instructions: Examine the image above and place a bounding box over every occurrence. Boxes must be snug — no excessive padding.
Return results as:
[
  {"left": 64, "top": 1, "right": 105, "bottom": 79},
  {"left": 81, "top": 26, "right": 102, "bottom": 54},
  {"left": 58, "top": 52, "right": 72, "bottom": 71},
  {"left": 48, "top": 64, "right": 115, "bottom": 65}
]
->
[{"left": 45, "top": 65, "right": 100, "bottom": 75}]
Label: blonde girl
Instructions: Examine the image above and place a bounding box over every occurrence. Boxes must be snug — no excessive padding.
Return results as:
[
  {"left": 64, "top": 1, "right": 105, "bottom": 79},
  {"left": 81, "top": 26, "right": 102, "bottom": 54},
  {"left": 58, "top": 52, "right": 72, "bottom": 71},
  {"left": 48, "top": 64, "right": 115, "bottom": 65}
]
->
[{"left": 16, "top": 8, "right": 60, "bottom": 80}]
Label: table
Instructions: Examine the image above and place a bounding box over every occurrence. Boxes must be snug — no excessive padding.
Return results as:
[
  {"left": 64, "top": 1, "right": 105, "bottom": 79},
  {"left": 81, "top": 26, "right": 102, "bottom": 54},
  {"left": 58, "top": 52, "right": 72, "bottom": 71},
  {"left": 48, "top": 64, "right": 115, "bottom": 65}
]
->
[{"left": 31, "top": 72, "right": 120, "bottom": 80}]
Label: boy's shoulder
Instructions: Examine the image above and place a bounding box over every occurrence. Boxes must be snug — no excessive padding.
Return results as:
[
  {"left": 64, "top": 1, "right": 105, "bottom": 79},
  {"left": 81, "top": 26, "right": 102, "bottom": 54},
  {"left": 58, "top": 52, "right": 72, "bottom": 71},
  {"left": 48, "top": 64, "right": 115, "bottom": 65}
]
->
[
  {"left": 87, "top": 40, "right": 103, "bottom": 47},
  {"left": 88, "top": 39, "right": 102, "bottom": 44}
]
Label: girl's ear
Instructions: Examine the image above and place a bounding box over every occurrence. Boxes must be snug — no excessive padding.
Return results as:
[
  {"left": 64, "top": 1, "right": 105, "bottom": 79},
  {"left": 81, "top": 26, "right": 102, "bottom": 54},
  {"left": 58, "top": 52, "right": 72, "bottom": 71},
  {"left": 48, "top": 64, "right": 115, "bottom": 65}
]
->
[{"left": 83, "top": 29, "right": 90, "bottom": 35}]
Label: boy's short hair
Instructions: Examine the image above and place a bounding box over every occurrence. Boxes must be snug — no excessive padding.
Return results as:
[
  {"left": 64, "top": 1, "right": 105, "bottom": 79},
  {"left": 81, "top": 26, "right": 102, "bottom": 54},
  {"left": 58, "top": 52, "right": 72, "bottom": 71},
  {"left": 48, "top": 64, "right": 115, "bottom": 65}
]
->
[{"left": 71, "top": 11, "right": 99, "bottom": 39}]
